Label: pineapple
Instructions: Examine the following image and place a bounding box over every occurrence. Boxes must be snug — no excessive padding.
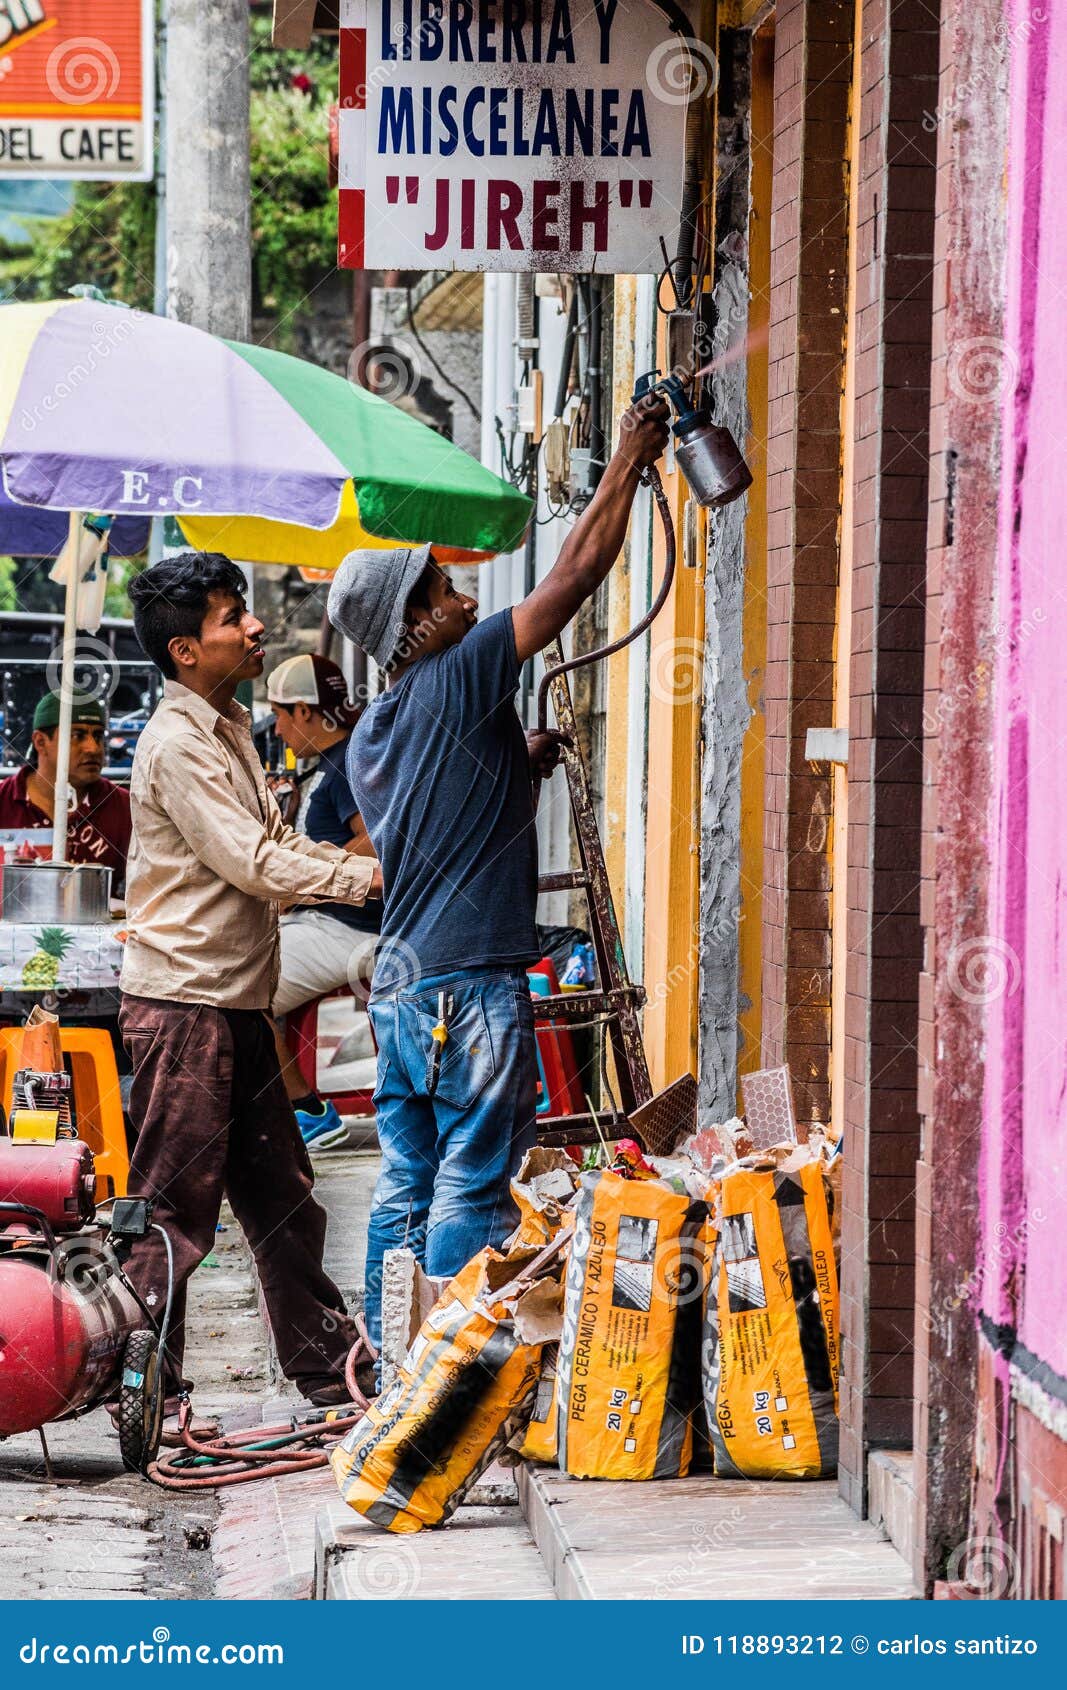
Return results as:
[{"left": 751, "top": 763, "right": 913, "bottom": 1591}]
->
[{"left": 21, "top": 927, "right": 74, "bottom": 989}]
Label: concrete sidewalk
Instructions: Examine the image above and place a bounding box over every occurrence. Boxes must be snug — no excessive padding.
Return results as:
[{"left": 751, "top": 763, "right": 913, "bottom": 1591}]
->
[
  {"left": 516, "top": 1465, "right": 918, "bottom": 1600},
  {"left": 0, "top": 1146, "right": 918, "bottom": 1602}
]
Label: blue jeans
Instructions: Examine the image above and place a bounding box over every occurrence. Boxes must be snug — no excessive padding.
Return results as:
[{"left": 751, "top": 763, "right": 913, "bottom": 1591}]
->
[{"left": 364, "top": 966, "right": 538, "bottom": 1351}]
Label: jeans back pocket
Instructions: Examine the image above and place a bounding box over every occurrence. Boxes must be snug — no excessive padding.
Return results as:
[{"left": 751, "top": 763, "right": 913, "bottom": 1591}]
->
[{"left": 412, "top": 994, "right": 496, "bottom": 1111}]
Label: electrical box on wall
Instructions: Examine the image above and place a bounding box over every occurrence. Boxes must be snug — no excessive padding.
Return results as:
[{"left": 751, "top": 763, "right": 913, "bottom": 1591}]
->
[
  {"left": 516, "top": 372, "right": 543, "bottom": 441},
  {"left": 568, "top": 448, "right": 599, "bottom": 513},
  {"left": 667, "top": 310, "right": 697, "bottom": 382}
]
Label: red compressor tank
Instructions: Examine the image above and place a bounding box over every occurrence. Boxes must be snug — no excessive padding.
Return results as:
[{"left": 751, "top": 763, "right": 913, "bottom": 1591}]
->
[
  {"left": 0, "top": 1137, "right": 144, "bottom": 1437},
  {"left": 0, "top": 1230, "right": 144, "bottom": 1435}
]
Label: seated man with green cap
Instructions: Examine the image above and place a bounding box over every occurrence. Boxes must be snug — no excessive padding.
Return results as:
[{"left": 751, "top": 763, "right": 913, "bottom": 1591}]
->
[{"left": 0, "top": 692, "right": 132, "bottom": 889}]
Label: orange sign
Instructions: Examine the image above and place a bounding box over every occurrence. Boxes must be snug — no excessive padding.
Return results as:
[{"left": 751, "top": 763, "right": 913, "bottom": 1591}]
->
[{"left": 0, "top": 0, "right": 153, "bottom": 180}]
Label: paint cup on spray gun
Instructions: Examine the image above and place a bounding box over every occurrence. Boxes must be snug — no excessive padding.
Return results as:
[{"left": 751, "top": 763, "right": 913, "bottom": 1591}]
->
[{"left": 632, "top": 370, "right": 753, "bottom": 508}]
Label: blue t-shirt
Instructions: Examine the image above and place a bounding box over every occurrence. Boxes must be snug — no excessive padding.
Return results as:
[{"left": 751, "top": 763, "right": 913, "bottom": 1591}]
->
[
  {"left": 297, "top": 734, "right": 380, "bottom": 935},
  {"left": 347, "top": 609, "right": 538, "bottom": 990}
]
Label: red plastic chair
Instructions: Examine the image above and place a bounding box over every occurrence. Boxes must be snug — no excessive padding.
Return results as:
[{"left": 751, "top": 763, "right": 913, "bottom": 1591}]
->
[{"left": 283, "top": 986, "right": 376, "bottom": 1116}]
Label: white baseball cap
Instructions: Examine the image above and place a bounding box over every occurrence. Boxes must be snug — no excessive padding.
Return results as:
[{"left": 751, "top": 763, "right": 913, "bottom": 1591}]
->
[{"left": 266, "top": 653, "right": 360, "bottom": 726}]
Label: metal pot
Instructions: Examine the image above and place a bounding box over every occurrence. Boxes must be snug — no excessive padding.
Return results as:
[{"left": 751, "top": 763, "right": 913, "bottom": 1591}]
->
[{"left": 0, "top": 862, "right": 112, "bottom": 926}]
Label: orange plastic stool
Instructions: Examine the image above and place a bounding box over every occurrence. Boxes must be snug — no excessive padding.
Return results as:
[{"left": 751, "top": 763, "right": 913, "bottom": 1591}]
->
[{"left": 0, "top": 1026, "right": 128, "bottom": 1200}]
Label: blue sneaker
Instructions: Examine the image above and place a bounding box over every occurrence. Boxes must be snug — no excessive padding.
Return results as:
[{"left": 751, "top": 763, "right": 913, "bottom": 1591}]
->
[{"left": 296, "top": 1098, "right": 348, "bottom": 1151}]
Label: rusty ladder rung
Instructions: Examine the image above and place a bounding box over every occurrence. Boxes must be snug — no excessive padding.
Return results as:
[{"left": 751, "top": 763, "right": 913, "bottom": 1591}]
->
[
  {"left": 533, "top": 987, "right": 645, "bottom": 1020},
  {"left": 538, "top": 869, "right": 589, "bottom": 893}
]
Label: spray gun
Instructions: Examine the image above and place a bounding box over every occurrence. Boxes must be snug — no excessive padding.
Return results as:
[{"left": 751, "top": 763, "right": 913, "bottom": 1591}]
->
[
  {"left": 536, "top": 366, "right": 754, "bottom": 732},
  {"left": 632, "top": 370, "right": 753, "bottom": 509}
]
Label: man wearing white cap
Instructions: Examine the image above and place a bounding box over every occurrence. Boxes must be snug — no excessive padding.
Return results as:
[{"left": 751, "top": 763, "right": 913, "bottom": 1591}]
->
[{"left": 266, "top": 653, "right": 380, "bottom": 1149}]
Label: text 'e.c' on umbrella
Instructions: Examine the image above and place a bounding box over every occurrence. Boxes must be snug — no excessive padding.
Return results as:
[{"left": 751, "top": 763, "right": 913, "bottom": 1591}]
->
[{"left": 0, "top": 298, "right": 531, "bottom": 557}]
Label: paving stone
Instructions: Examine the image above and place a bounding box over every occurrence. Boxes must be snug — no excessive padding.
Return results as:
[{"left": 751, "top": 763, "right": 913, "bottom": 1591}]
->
[{"left": 315, "top": 1502, "right": 556, "bottom": 1600}]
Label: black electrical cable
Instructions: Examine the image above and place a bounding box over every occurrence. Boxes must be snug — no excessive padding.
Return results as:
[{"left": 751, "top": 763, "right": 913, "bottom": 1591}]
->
[
  {"left": 587, "top": 277, "right": 605, "bottom": 491},
  {"left": 553, "top": 285, "right": 580, "bottom": 420},
  {"left": 646, "top": 0, "right": 692, "bottom": 35},
  {"left": 640, "top": 3, "right": 706, "bottom": 310},
  {"left": 537, "top": 466, "right": 677, "bottom": 733},
  {"left": 404, "top": 284, "right": 482, "bottom": 422}
]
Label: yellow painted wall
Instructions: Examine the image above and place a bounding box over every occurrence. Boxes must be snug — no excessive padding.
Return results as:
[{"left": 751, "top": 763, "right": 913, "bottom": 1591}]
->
[
  {"left": 639, "top": 0, "right": 716, "bottom": 1092},
  {"left": 603, "top": 275, "right": 638, "bottom": 919},
  {"left": 642, "top": 316, "right": 705, "bottom": 1091}
]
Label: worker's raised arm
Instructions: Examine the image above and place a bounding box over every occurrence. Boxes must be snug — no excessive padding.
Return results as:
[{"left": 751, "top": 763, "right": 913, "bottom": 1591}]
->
[{"left": 511, "top": 397, "right": 670, "bottom": 664}]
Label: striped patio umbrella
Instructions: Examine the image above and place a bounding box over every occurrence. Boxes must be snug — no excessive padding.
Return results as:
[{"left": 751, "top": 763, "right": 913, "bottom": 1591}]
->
[
  {"left": 0, "top": 298, "right": 530, "bottom": 857},
  {"left": 0, "top": 298, "right": 531, "bottom": 565}
]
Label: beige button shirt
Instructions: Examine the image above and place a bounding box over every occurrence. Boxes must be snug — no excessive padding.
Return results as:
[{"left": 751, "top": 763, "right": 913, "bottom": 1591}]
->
[{"left": 121, "top": 680, "right": 376, "bottom": 1009}]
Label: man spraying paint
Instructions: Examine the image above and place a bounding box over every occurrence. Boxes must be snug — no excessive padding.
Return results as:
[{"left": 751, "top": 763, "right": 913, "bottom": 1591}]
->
[{"left": 327, "top": 394, "right": 669, "bottom": 1354}]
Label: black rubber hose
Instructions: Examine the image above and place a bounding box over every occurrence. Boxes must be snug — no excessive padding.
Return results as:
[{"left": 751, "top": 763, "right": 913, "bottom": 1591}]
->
[{"left": 537, "top": 467, "right": 676, "bottom": 733}]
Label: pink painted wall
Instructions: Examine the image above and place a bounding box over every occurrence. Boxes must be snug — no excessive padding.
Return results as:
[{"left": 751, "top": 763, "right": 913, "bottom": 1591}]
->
[{"left": 983, "top": 2, "right": 1067, "bottom": 1378}]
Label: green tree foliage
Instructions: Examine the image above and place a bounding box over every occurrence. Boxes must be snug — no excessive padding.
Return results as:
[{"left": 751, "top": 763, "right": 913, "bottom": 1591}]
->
[
  {"left": 251, "top": 90, "right": 335, "bottom": 343},
  {"left": 0, "top": 183, "right": 157, "bottom": 309},
  {"left": 0, "top": 556, "right": 18, "bottom": 612}
]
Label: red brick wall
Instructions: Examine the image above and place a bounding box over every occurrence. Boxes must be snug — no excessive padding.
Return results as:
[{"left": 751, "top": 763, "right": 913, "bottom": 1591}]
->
[
  {"left": 762, "top": 0, "right": 854, "bottom": 1123},
  {"left": 836, "top": 0, "right": 939, "bottom": 1515}
]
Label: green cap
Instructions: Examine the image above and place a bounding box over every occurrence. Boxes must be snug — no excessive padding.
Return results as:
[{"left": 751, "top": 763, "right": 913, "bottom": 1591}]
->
[{"left": 32, "top": 692, "right": 107, "bottom": 732}]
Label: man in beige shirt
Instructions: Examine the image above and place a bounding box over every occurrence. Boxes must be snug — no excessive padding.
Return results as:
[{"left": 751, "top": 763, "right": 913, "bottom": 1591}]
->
[{"left": 121, "top": 553, "right": 382, "bottom": 1427}]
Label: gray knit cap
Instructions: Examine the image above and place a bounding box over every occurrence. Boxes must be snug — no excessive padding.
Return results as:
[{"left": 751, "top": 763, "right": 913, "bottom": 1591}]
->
[{"left": 327, "top": 543, "right": 433, "bottom": 669}]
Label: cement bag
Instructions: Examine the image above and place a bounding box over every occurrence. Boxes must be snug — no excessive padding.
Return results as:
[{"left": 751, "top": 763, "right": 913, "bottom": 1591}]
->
[
  {"left": 556, "top": 1170, "right": 708, "bottom": 1480},
  {"left": 331, "top": 1247, "right": 546, "bottom": 1532},
  {"left": 520, "top": 1342, "right": 559, "bottom": 1464},
  {"left": 704, "top": 1158, "right": 839, "bottom": 1479},
  {"left": 508, "top": 1147, "right": 580, "bottom": 1248}
]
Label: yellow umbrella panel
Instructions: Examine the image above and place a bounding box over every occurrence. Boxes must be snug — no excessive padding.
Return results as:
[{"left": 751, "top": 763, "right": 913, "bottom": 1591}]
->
[{"left": 177, "top": 482, "right": 494, "bottom": 576}]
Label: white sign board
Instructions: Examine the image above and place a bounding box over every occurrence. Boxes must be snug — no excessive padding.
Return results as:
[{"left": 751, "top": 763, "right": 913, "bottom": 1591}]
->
[
  {"left": 0, "top": 0, "right": 154, "bottom": 182},
  {"left": 337, "top": 0, "right": 697, "bottom": 273}
]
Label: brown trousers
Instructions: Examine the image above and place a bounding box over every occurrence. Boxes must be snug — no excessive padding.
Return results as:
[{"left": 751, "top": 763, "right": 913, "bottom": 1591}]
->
[{"left": 119, "top": 994, "right": 356, "bottom": 1395}]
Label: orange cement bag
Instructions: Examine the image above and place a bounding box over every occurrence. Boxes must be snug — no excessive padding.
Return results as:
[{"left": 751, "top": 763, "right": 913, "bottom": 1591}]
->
[
  {"left": 520, "top": 1342, "right": 560, "bottom": 1463},
  {"left": 508, "top": 1148, "right": 580, "bottom": 1248},
  {"left": 556, "top": 1170, "right": 708, "bottom": 1480},
  {"left": 331, "top": 1248, "right": 545, "bottom": 1532},
  {"left": 703, "top": 1159, "right": 839, "bottom": 1479}
]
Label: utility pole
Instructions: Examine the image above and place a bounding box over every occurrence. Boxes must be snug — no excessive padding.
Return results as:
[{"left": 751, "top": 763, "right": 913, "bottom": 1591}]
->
[
  {"left": 149, "top": 1, "right": 169, "bottom": 565},
  {"left": 161, "top": 0, "right": 253, "bottom": 633},
  {"left": 165, "top": 0, "right": 251, "bottom": 341}
]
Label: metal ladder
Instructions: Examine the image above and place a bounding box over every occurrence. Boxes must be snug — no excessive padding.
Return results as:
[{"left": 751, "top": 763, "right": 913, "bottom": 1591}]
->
[{"left": 533, "top": 637, "right": 653, "bottom": 1146}]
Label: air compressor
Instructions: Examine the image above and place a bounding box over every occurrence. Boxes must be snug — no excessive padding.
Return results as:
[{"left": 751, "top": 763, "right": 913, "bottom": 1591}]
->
[{"left": 0, "top": 1129, "right": 171, "bottom": 1475}]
